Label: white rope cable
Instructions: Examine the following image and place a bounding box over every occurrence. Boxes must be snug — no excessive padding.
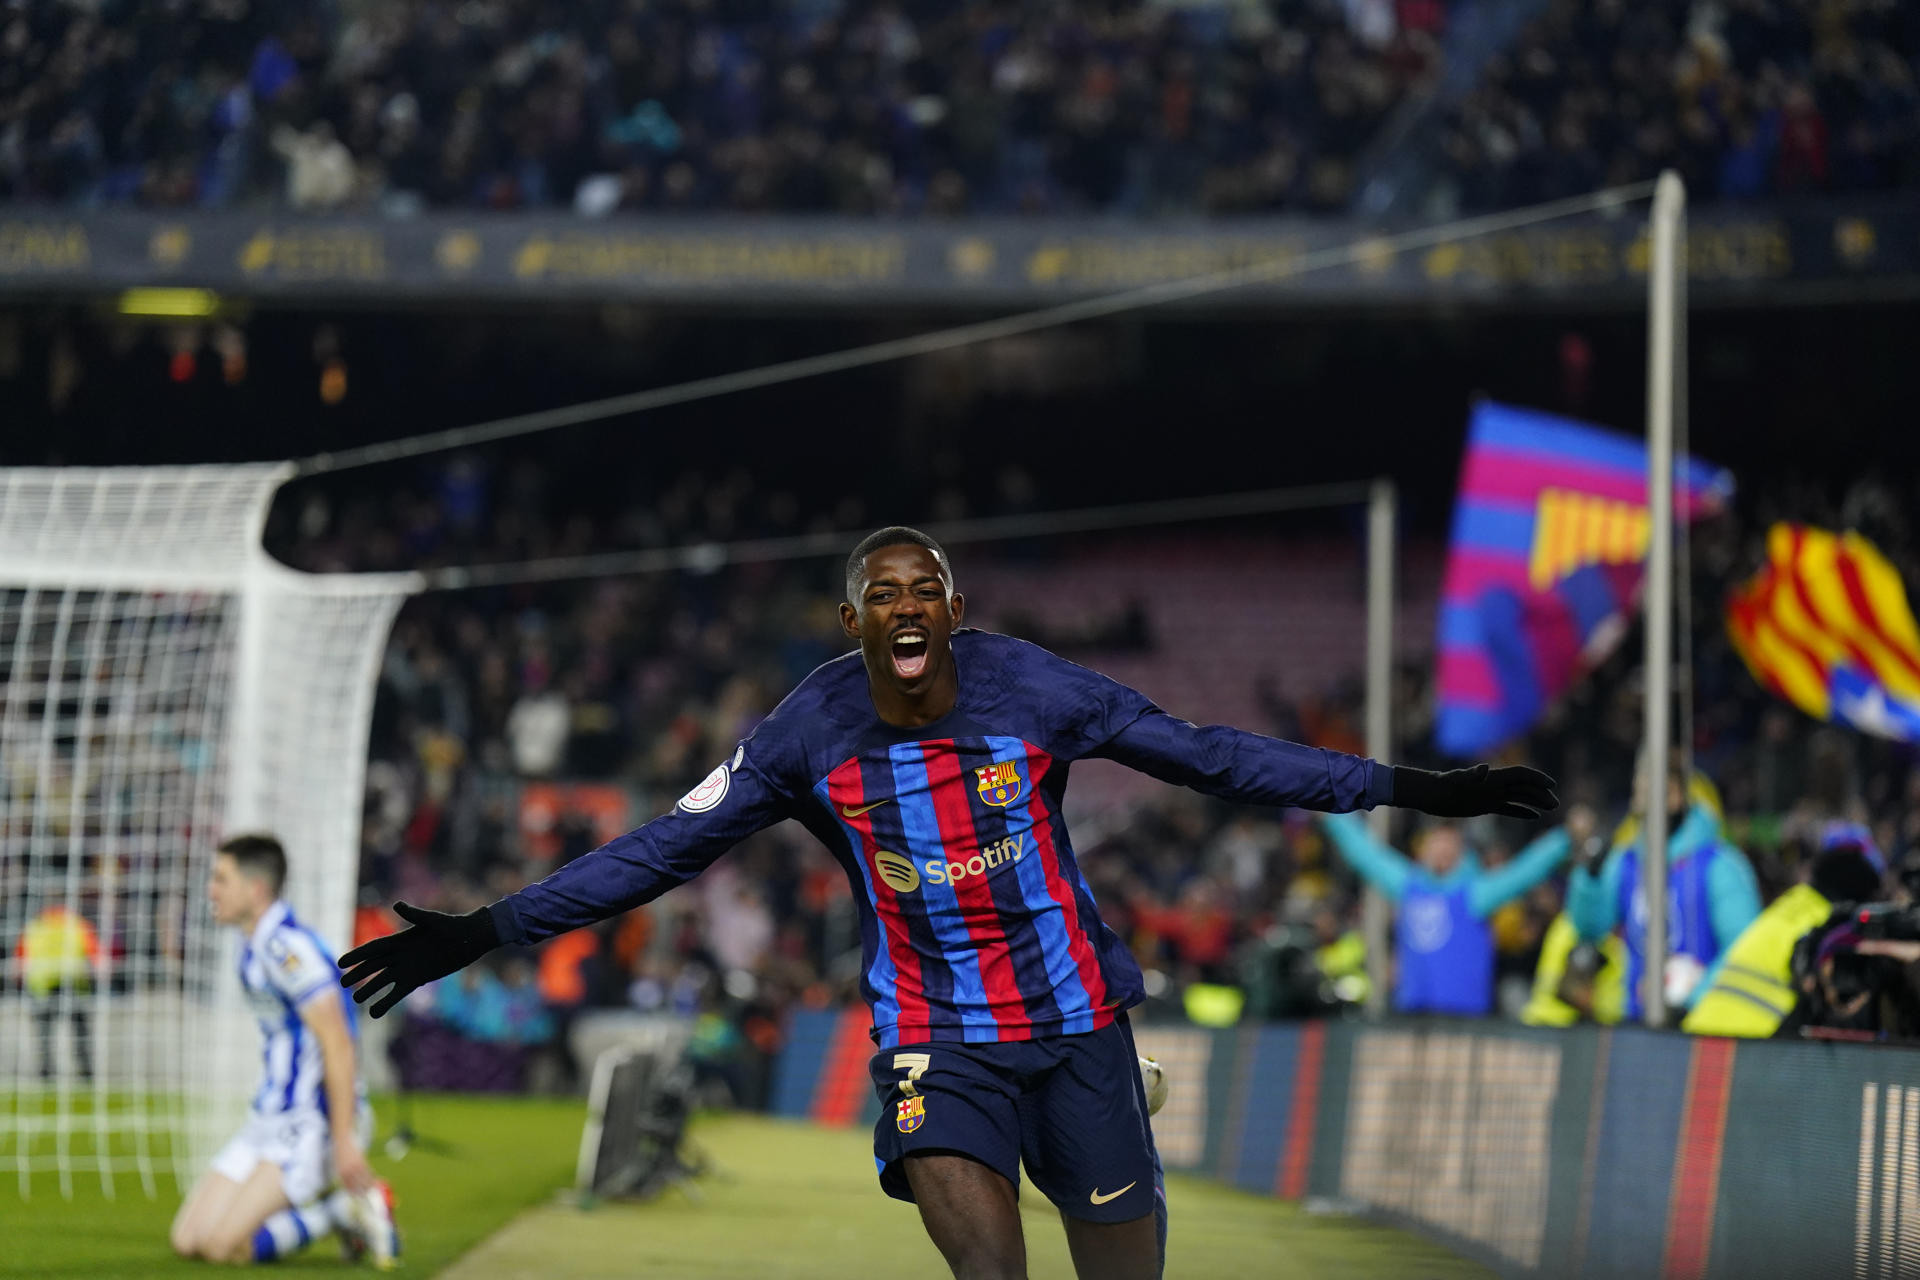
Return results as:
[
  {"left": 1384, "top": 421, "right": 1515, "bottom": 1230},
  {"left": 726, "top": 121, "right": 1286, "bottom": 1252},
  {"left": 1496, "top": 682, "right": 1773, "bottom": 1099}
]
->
[
  {"left": 299, "top": 182, "right": 1657, "bottom": 478},
  {"left": 425, "top": 479, "right": 1376, "bottom": 590}
]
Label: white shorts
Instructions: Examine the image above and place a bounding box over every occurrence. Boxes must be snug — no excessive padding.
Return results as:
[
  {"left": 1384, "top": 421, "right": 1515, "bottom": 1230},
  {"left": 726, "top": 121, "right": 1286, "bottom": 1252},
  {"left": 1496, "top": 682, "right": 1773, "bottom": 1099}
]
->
[{"left": 210, "top": 1106, "right": 370, "bottom": 1206}]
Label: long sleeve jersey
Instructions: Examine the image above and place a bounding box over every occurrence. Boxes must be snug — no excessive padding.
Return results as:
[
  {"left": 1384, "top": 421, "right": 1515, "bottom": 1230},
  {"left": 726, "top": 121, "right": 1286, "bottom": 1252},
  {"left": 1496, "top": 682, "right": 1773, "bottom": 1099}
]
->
[{"left": 491, "top": 629, "right": 1393, "bottom": 1047}]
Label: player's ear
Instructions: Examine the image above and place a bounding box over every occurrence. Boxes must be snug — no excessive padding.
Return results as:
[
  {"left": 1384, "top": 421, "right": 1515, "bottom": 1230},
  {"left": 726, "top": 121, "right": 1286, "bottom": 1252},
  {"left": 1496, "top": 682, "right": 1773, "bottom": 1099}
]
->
[
  {"left": 948, "top": 592, "right": 965, "bottom": 626},
  {"left": 839, "top": 600, "right": 861, "bottom": 639}
]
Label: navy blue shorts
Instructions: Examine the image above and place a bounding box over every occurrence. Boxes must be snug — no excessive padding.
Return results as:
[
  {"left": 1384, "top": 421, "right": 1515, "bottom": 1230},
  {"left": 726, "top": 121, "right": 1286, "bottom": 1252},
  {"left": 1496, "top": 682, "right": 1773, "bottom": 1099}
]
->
[{"left": 868, "top": 1013, "right": 1164, "bottom": 1224}]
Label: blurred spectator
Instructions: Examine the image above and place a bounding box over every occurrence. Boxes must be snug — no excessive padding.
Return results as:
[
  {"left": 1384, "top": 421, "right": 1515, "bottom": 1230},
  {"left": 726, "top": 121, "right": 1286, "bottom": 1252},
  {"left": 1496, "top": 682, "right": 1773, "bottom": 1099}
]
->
[
  {"left": 507, "top": 675, "right": 570, "bottom": 777},
  {"left": 1520, "top": 914, "right": 1626, "bottom": 1026},
  {"left": 1567, "top": 761, "right": 1763, "bottom": 1023},
  {"left": 0, "top": 0, "right": 1440, "bottom": 215},
  {"left": 1435, "top": 0, "right": 1920, "bottom": 212},
  {"left": 1317, "top": 811, "right": 1572, "bottom": 1015},
  {"left": 1310, "top": 902, "right": 1371, "bottom": 1007},
  {"left": 271, "top": 122, "right": 355, "bottom": 209},
  {"left": 16, "top": 902, "right": 98, "bottom": 1081}
]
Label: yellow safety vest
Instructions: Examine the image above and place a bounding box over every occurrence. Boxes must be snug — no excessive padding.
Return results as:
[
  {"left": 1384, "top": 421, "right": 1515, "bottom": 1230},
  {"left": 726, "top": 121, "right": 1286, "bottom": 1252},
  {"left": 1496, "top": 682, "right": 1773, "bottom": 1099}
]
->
[
  {"left": 1681, "top": 884, "right": 1831, "bottom": 1039},
  {"left": 1315, "top": 930, "right": 1371, "bottom": 1005},
  {"left": 1521, "top": 914, "right": 1627, "bottom": 1027},
  {"left": 17, "top": 908, "right": 99, "bottom": 998},
  {"left": 1182, "top": 981, "right": 1245, "bottom": 1028}
]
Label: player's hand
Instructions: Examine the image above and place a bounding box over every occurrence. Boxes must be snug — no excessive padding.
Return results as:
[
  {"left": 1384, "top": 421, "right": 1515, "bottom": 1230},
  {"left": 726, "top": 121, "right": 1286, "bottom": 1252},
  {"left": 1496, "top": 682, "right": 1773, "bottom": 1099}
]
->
[
  {"left": 337, "top": 902, "right": 499, "bottom": 1018},
  {"left": 334, "top": 1140, "right": 376, "bottom": 1195},
  {"left": 1391, "top": 763, "right": 1559, "bottom": 820}
]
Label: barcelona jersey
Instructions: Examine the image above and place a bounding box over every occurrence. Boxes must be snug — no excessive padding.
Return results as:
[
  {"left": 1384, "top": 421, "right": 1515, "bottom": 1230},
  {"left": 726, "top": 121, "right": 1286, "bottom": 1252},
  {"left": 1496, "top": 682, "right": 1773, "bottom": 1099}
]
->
[{"left": 490, "top": 630, "right": 1392, "bottom": 1047}]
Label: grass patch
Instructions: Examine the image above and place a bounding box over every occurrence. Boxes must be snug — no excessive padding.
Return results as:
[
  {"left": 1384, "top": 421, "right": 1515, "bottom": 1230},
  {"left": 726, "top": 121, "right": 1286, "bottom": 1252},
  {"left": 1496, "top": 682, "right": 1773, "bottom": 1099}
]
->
[
  {"left": 8, "top": 1101, "right": 1489, "bottom": 1278},
  {"left": 4, "top": 1093, "right": 585, "bottom": 1278},
  {"left": 444, "top": 1112, "right": 1492, "bottom": 1280}
]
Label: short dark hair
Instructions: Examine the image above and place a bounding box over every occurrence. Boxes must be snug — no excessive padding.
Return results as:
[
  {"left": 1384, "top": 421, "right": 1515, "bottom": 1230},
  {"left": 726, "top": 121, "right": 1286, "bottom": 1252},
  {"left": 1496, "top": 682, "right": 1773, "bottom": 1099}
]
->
[
  {"left": 845, "top": 526, "right": 953, "bottom": 603},
  {"left": 1812, "top": 846, "right": 1883, "bottom": 903},
  {"left": 217, "top": 833, "right": 287, "bottom": 896}
]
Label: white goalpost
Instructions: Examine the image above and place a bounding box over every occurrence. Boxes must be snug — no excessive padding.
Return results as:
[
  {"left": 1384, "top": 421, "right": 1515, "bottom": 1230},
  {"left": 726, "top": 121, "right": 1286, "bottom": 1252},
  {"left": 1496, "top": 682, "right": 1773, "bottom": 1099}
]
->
[{"left": 0, "top": 464, "right": 415, "bottom": 1199}]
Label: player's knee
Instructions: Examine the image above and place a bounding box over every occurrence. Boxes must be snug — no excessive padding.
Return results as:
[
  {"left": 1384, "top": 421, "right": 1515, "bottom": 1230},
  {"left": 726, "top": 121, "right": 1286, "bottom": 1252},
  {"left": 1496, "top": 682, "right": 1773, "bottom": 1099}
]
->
[{"left": 200, "top": 1227, "right": 255, "bottom": 1265}]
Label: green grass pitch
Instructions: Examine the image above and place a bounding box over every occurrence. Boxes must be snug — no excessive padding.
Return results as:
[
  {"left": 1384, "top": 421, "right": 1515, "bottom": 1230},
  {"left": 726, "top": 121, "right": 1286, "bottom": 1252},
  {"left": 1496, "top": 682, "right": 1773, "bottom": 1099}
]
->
[{"left": 5, "top": 1096, "right": 1489, "bottom": 1279}]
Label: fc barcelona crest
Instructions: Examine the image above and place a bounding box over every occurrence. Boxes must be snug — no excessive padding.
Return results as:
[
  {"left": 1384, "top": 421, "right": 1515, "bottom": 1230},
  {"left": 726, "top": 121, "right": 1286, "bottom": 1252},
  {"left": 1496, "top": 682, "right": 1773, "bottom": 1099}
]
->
[
  {"left": 974, "top": 758, "right": 1026, "bottom": 808},
  {"left": 896, "top": 1095, "right": 926, "bottom": 1133}
]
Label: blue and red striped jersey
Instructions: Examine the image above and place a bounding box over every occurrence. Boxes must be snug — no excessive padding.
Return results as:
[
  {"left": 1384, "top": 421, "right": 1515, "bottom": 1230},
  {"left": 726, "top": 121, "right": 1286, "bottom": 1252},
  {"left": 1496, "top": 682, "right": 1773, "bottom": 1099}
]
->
[{"left": 490, "top": 630, "right": 1392, "bottom": 1047}]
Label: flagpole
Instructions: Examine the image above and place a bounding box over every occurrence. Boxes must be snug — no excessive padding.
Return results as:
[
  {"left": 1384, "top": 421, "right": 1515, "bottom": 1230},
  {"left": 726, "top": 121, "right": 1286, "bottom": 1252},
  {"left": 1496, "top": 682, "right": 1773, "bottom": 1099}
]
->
[
  {"left": 1642, "top": 170, "right": 1685, "bottom": 1029},
  {"left": 1363, "top": 478, "right": 1397, "bottom": 1016},
  {"left": 1674, "top": 171, "right": 1695, "bottom": 791}
]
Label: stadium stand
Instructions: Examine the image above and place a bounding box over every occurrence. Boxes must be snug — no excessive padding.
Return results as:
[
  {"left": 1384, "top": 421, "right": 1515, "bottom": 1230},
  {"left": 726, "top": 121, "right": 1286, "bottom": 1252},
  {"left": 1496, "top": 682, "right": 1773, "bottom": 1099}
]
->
[
  {"left": 1433, "top": 0, "right": 1920, "bottom": 212},
  {"left": 0, "top": 0, "right": 1439, "bottom": 214},
  {"left": 3, "top": 0, "right": 1913, "bottom": 216}
]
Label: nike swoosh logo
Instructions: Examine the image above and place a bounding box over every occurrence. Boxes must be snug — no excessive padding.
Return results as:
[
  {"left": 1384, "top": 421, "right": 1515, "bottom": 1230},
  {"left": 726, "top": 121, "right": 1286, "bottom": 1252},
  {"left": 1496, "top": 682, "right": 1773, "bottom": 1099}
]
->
[
  {"left": 1089, "top": 1182, "right": 1136, "bottom": 1205},
  {"left": 839, "top": 799, "right": 892, "bottom": 819}
]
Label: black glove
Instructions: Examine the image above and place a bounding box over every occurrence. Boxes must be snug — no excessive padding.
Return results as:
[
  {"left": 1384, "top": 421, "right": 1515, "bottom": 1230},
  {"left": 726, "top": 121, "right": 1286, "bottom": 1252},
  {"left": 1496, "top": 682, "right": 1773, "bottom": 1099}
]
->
[
  {"left": 338, "top": 902, "right": 500, "bottom": 1018},
  {"left": 1391, "top": 763, "right": 1559, "bottom": 820}
]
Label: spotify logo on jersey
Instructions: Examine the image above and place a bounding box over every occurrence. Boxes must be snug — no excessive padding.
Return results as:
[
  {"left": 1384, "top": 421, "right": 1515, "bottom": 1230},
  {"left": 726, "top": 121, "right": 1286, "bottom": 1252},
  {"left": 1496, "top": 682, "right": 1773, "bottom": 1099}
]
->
[
  {"left": 873, "top": 851, "right": 921, "bottom": 893},
  {"left": 924, "top": 833, "right": 1026, "bottom": 886}
]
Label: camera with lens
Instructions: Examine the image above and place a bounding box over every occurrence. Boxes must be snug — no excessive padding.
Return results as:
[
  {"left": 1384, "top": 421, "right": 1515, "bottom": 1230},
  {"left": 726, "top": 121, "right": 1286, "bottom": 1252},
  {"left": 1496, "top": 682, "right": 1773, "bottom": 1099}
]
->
[{"left": 1790, "top": 900, "right": 1920, "bottom": 1037}]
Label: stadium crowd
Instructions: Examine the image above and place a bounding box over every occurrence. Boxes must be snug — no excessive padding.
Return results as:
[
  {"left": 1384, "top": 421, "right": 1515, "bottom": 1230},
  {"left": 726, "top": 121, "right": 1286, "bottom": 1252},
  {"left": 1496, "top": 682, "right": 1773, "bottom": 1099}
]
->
[
  {"left": 3, "top": 0, "right": 1914, "bottom": 217},
  {"left": 0, "top": 0, "right": 1438, "bottom": 216},
  {"left": 288, "top": 446, "right": 1920, "bottom": 1101},
  {"left": 1436, "top": 0, "right": 1920, "bottom": 211}
]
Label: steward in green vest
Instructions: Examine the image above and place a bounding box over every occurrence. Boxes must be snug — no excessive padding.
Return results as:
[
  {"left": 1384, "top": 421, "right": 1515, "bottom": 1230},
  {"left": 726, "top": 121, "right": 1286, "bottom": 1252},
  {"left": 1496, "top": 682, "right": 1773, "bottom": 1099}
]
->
[{"left": 1683, "top": 823, "right": 1884, "bottom": 1039}]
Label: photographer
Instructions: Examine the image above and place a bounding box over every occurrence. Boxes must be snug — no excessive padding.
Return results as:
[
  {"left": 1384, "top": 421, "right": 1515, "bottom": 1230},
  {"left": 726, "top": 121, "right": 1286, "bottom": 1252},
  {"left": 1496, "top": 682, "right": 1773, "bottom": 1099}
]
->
[
  {"left": 1778, "top": 829, "right": 1920, "bottom": 1039},
  {"left": 1684, "top": 824, "right": 1884, "bottom": 1038}
]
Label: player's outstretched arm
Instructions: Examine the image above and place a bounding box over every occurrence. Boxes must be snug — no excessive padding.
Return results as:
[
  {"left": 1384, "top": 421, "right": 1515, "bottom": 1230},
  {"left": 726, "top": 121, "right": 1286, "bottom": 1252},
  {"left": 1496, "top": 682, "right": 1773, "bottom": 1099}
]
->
[
  {"left": 341, "top": 735, "right": 798, "bottom": 1018},
  {"left": 339, "top": 903, "right": 498, "bottom": 1018},
  {"left": 1093, "top": 708, "right": 1557, "bottom": 819}
]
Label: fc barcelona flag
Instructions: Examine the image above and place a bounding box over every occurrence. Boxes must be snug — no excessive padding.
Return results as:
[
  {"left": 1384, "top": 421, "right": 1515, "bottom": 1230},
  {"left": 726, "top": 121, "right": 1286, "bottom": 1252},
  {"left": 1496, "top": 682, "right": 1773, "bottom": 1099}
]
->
[
  {"left": 1727, "top": 525, "right": 1920, "bottom": 740},
  {"left": 1436, "top": 401, "right": 1733, "bottom": 756}
]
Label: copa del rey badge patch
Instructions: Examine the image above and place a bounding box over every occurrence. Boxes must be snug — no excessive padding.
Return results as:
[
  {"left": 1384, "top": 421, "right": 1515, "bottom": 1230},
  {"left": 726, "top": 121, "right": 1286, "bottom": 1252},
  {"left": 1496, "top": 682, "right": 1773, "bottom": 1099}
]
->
[
  {"left": 896, "top": 1095, "right": 926, "bottom": 1134},
  {"left": 677, "top": 762, "right": 730, "bottom": 813}
]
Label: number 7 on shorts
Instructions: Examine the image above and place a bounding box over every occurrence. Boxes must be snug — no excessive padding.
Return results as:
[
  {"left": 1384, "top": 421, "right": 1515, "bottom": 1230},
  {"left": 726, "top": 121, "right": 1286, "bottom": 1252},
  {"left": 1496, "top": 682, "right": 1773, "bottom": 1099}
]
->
[{"left": 893, "top": 1052, "right": 931, "bottom": 1097}]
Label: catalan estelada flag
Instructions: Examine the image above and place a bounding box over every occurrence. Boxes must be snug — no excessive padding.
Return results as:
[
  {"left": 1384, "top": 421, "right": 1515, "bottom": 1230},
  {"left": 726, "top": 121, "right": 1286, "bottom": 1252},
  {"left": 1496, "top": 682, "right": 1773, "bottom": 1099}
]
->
[
  {"left": 1726, "top": 525, "right": 1920, "bottom": 740},
  {"left": 1436, "top": 401, "right": 1733, "bottom": 756}
]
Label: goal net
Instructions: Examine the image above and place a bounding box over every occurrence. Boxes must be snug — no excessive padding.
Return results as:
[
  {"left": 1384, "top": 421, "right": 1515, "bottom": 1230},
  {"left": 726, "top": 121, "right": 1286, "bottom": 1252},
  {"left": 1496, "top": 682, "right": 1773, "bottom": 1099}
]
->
[{"left": 0, "top": 465, "right": 415, "bottom": 1199}]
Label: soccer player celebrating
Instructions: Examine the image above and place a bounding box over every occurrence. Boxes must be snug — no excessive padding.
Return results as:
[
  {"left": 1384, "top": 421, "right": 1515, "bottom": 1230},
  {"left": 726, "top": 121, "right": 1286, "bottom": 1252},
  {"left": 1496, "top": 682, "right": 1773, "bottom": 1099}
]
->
[
  {"left": 173, "top": 834, "right": 400, "bottom": 1269},
  {"left": 341, "top": 528, "right": 1554, "bottom": 1280}
]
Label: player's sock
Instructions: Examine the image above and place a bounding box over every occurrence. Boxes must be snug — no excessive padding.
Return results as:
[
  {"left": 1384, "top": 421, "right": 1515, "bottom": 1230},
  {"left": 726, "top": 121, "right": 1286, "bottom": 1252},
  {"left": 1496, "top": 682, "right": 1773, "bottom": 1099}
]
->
[{"left": 250, "top": 1198, "right": 340, "bottom": 1262}]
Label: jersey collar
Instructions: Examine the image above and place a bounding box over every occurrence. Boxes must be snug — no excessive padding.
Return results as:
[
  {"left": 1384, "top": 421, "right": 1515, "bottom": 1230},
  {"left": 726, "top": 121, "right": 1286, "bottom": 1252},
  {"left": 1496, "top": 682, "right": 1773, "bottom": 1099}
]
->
[{"left": 247, "top": 899, "right": 291, "bottom": 953}]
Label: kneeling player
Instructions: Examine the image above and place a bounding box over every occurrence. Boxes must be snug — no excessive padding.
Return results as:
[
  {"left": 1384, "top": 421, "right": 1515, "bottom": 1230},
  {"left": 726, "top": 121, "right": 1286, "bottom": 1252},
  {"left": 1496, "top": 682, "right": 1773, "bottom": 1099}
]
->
[{"left": 170, "top": 834, "right": 399, "bottom": 1269}]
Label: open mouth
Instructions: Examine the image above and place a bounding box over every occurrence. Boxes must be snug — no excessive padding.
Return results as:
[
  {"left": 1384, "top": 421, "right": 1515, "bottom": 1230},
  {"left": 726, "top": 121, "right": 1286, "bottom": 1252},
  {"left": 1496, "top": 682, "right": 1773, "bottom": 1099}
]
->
[{"left": 890, "top": 629, "right": 929, "bottom": 680}]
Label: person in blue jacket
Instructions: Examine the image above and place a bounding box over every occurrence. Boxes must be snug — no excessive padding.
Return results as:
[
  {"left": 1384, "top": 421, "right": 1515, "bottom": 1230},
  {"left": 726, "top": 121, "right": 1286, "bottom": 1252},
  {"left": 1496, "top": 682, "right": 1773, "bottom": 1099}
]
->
[
  {"left": 1566, "top": 762, "right": 1761, "bottom": 1023},
  {"left": 1319, "top": 808, "right": 1577, "bottom": 1015}
]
